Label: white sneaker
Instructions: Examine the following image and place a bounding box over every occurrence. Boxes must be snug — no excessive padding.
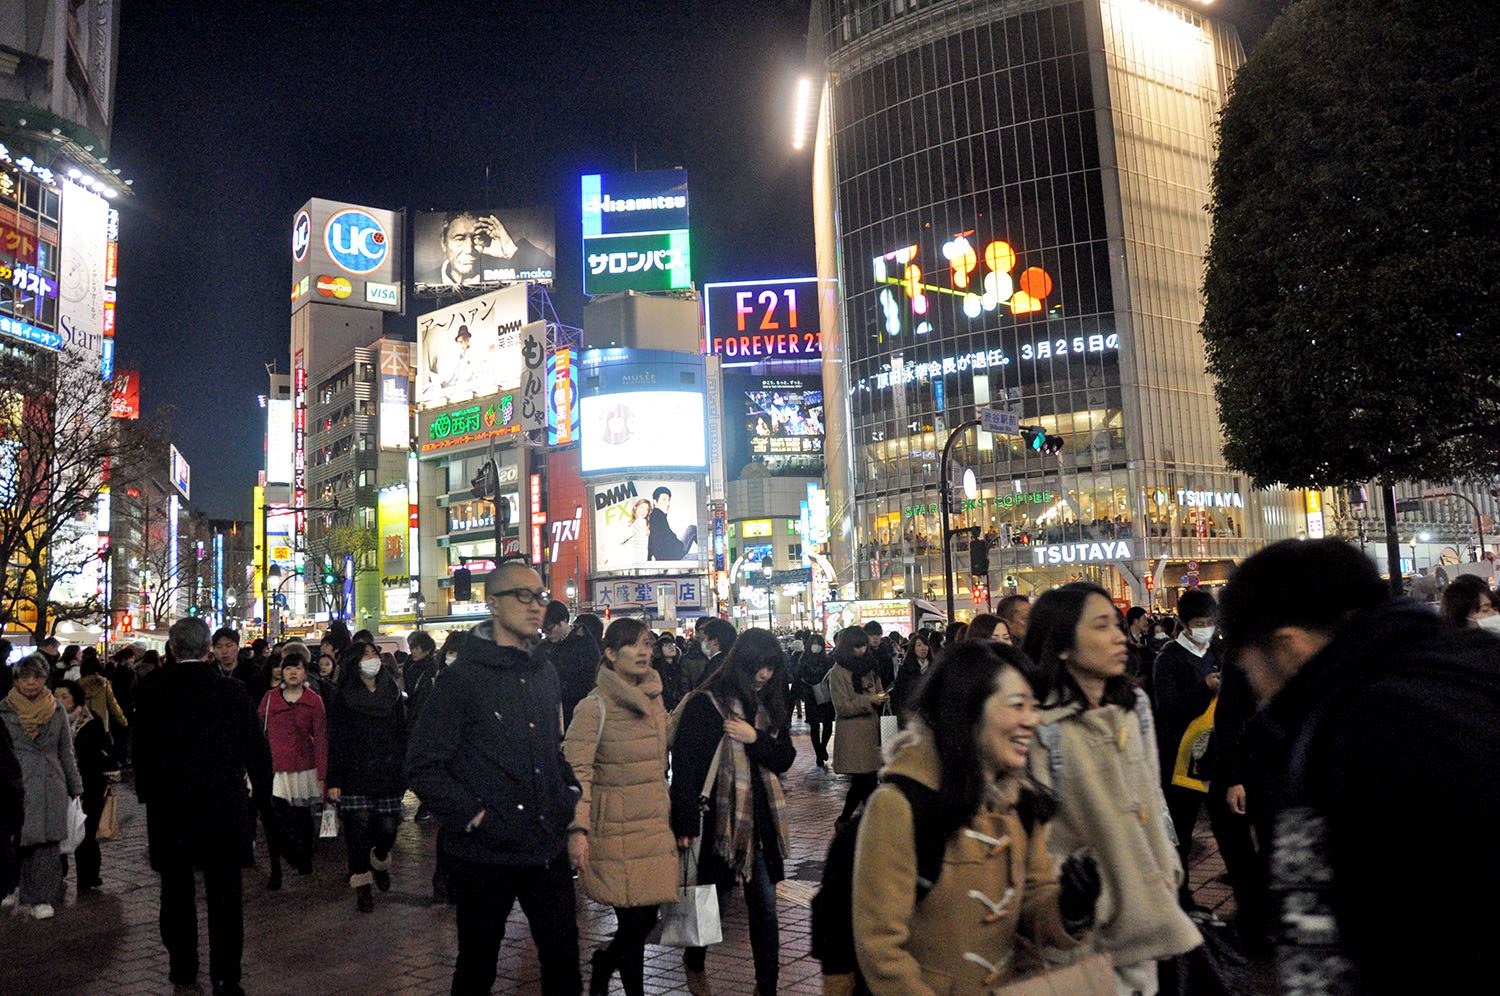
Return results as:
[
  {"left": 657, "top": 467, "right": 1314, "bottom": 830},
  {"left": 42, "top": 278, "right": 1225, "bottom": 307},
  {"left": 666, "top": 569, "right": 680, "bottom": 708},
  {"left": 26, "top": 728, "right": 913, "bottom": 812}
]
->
[
  {"left": 0, "top": 891, "right": 18, "bottom": 910},
  {"left": 30, "top": 903, "right": 54, "bottom": 919}
]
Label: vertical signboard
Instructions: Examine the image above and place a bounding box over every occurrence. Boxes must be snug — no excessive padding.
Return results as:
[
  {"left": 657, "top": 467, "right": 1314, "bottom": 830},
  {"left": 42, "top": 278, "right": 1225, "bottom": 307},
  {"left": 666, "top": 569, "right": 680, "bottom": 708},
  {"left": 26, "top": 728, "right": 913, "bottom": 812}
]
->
[
  {"left": 378, "top": 374, "right": 409, "bottom": 450},
  {"left": 59, "top": 180, "right": 109, "bottom": 374},
  {"left": 110, "top": 371, "right": 140, "bottom": 419},
  {"left": 1305, "top": 489, "right": 1325, "bottom": 539},
  {"left": 518, "top": 320, "right": 548, "bottom": 433},
  {"left": 547, "top": 347, "right": 578, "bottom": 445},
  {"left": 378, "top": 486, "right": 409, "bottom": 582},
  {"left": 293, "top": 349, "right": 307, "bottom": 544},
  {"left": 265, "top": 398, "right": 294, "bottom": 484},
  {"left": 169, "top": 444, "right": 191, "bottom": 500}
]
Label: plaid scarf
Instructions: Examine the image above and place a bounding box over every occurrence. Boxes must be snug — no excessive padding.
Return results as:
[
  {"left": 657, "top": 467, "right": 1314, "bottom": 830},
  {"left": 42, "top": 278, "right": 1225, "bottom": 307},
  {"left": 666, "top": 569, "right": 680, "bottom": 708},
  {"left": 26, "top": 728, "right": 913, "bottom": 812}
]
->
[{"left": 712, "top": 693, "right": 790, "bottom": 882}]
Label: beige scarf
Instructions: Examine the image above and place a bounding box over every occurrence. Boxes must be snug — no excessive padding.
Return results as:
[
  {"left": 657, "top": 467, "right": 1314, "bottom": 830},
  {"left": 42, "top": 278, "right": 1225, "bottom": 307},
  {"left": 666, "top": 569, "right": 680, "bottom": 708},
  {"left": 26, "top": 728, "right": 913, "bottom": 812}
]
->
[
  {"left": 712, "top": 694, "right": 790, "bottom": 882},
  {"left": 6, "top": 685, "right": 56, "bottom": 740}
]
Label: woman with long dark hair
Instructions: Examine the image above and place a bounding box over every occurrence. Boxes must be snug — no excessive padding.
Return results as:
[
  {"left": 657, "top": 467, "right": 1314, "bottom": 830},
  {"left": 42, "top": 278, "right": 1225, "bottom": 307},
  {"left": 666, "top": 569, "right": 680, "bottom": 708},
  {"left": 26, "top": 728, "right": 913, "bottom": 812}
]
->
[
  {"left": 888, "top": 629, "right": 933, "bottom": 722},
  {"left": 793, "top": 634, "right": 834, "bottom": 768},
  {"left": 1022, "top": 583, "right": 1200, "bottom": 994},
  {"left": 564, "top": 618, "right": 679, "bottom": 996},
  {"left": 852, "top": 641, "right": 1096, "bottom": 993},
  {"left": 669, "top": 629, "right": 796, "bottom": 996},
  {"left": 651, "top": 633, "right": 688, "bottom": 712},
  {"left": 326, "top": 640, "right": 407, "bottom": 912},
  {"left": 829, "top": 626, "right": 886, "bottom": 825}
]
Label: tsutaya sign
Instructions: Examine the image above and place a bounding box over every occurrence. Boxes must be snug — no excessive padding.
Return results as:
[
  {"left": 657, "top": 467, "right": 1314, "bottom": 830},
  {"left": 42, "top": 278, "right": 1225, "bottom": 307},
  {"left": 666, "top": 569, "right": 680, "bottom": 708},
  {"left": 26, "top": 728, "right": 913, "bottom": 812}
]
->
[
  {"left": 1175, "top": 490, "right": 1244, "bottom": 509},
  {"left": 1032, "top": 540, "right": 1132, "bottom": 566}
]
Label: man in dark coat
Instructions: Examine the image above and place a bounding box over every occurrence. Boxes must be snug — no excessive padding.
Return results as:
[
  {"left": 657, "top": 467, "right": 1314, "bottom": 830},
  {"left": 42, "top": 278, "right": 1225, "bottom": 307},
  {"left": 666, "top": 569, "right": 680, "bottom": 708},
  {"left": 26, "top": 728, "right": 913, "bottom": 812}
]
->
[
  {"left": 679, "top": 617, "right": 713, "bottom": 691},
  {"left": 549, "top": 612, "right": 602, "bottom": 731},
  {"left": 406, "top": 562, "right": 582, "bottom": 996},
  {"left": 0, "top": 717, "right": 22, "bottom": 901},
  {"left": 1150, "top": 587, "right": 1220, "bottom": 883},
  {"left": 134, "top": 617, "right": 272, "bottom": 996},
  {"left": 1219, "top": 539, "right": 1500, "bottom": 996}
]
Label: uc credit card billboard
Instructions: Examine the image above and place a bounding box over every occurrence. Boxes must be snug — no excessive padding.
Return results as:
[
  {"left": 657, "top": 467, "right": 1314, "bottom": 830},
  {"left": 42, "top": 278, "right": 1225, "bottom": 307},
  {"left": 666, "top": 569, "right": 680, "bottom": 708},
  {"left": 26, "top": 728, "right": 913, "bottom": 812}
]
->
[
  {"left": 580, "top": 170, "right": 691, "bottom": 295},
  {"left": 291, "top": 198, "right": 404, "bottom": 314}
]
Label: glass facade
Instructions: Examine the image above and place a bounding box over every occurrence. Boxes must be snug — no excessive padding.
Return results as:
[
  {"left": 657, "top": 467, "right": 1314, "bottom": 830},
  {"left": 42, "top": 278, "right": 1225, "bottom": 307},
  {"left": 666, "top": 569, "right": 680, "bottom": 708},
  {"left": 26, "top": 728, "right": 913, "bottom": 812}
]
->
[{"left": 814, "top": 0, "right": 1286, "bottom": 609}]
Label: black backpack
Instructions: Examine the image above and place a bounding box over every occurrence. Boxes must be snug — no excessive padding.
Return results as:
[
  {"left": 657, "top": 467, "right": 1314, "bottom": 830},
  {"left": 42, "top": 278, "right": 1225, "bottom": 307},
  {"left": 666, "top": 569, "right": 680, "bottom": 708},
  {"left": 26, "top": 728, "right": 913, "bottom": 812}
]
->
[{"left": 809, "top": 775, "right": 944, "bottom": 979}]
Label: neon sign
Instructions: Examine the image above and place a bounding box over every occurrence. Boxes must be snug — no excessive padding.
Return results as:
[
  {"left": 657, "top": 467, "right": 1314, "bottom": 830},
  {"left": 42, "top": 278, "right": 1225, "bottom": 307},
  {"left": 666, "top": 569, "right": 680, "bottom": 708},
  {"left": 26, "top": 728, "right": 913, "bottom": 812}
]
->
[
  {"left": 703, "top": 278, "right": 823, "bottom": 361},
  {"left": 421, "top": 395, "right": 518, "bottom": 453},
  {"left": 1032, "top": 540, "right": 1133, "bottom": 565},
  {"left": 859, "top": 335, "right": 1118, "bottom": 391}
]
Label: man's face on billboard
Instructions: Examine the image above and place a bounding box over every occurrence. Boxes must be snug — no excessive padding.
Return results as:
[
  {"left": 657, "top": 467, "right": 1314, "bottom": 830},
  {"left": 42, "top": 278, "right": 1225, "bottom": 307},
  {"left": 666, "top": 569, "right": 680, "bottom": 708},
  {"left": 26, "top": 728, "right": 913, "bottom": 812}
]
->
[
  {"left": 655, "top": 492, "right": 671, "bottom": 513},
  {"left": 444, "top": 214, "right": 487, "bottom": 279}
]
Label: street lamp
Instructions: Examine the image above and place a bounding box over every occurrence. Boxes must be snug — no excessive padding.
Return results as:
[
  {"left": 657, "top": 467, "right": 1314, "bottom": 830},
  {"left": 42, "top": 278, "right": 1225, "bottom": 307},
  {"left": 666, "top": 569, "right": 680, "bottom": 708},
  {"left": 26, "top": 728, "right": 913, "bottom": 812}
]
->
[
  {"left": 565, "top": 582, "right": 577, "bottom": 611},
  {"left": 762, "top": 556, "right": 775, "bottom": 632},
  {"left": 414, "top": 596, "right": 426, "bottom": 633}
]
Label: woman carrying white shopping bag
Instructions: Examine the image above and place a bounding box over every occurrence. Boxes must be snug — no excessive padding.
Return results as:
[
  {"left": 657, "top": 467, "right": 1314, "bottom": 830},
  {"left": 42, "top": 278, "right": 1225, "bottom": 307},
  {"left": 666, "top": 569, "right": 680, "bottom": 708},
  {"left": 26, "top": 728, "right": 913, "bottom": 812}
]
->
[
  {"left": 562, "top": 619, "right": 680, "bottom": 996},
  {"left": 669, "top": 629, "right": 796, "bottom": 996}
]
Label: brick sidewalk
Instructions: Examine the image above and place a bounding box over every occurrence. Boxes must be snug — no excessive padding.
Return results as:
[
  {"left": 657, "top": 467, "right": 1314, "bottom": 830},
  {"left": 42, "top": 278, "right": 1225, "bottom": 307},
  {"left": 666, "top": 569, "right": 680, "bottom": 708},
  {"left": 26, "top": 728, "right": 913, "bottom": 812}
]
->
[{"left": 1, "top": 730, "right": 1252, "bottom": 995}]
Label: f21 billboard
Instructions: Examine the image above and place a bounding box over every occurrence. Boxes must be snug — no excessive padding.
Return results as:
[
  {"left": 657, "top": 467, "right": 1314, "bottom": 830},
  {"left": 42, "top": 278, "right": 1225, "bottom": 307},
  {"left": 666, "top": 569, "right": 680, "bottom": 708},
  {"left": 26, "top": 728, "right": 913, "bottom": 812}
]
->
[
  {"left": 412, "top": 208, "right": 556, "bottom": 294},
  {"left": 581, "top": 169, "right": 691, "bottom": 295},
  {"left": 703, "top": 277, "right": 823, "bottom": 363},
  {"left": 290, "top": 198, "right": 404, "bottom": 314}
]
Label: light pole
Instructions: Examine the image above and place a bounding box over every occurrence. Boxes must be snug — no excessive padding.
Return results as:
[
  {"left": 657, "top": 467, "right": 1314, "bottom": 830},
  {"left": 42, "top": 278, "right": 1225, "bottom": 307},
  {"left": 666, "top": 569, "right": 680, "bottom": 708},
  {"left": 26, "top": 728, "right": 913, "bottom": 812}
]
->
[
  {"left": 565, "top": 582, "right": 577, "bottom": 612},
  {"left": 414, "top": 596, "right": 426, "bottom": 633},
  {"left": 265, "top": 566, "right": 299, "bottom": 644},
  {"left": 939, "top": 418, "right": 982, "bottom": 622},
  {"left": 762, "top": 556, "right": 776, "bottom": 632}
]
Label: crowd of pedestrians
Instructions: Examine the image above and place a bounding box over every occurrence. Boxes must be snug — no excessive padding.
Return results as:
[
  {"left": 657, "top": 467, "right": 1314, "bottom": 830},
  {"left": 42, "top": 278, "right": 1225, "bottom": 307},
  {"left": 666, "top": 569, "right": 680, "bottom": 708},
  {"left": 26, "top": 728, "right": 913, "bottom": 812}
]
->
[{"left": 3, "top": 538, "right": 1499, "bottom": 995}]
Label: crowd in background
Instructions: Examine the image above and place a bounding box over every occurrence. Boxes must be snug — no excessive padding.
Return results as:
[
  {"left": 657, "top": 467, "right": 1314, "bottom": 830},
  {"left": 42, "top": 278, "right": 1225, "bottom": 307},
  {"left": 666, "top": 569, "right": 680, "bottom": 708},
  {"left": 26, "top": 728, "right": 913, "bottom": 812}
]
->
[{"left": 2, "top": 538, "right": 1498, "bottom": 995}]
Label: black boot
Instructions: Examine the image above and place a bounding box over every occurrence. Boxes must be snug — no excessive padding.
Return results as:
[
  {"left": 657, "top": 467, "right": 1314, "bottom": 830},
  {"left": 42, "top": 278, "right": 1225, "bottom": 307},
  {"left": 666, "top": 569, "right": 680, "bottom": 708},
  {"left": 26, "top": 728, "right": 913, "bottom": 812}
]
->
[
  {"left": 355, "top": 883, "right": 374, "bottom": 912},
  {"left": 589, "top": 948, "right": 615, "bottom": 996},
  {"left": 267, "top": 860, "right": 282, "bottom": 892},
  {"left": 369, "top": 848, "right": 391, "bottom": 892}
]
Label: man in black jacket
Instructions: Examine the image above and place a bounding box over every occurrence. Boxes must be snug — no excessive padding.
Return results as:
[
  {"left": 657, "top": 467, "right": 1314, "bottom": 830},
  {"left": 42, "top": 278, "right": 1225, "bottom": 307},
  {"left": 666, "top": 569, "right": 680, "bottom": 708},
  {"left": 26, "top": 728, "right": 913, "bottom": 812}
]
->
[
  {"left": 406, "top": 561, "right": 582, "bottom": 996},
  {"left": 1219, "top": 539, "right": 1500, "bottom": 995},
  {"left": 1150, "top": 588, "right": 1220, "bottom": 884},
  {"left": 134, "top": 617, "right": 272, "bottom": 996}
]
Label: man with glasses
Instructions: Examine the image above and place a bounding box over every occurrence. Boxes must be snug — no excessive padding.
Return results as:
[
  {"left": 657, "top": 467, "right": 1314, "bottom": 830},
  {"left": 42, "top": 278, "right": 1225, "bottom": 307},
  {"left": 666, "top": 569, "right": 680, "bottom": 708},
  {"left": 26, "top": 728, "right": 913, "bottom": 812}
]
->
[{"left": 406, "top": 560, "right": 583, "bottom": 995}]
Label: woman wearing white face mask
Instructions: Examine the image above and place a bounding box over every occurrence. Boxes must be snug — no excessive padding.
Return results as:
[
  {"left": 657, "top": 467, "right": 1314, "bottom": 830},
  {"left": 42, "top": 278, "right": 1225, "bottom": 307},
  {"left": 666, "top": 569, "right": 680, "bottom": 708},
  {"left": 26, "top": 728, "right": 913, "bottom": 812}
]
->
[
  {"left": 326, "top": 640, "right": 408, "bottom": 912},
  {"left": 1439, "top": 574, "right": 1500, "bottom": 631},
  {"left": 1149, "top": 589, "right": 1221, "bottom": 902}
]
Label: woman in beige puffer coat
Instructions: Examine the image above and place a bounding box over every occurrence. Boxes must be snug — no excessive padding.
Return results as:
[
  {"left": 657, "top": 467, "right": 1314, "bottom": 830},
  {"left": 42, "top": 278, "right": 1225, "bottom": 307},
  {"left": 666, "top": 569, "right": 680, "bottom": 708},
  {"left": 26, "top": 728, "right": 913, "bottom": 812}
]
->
[{"left": 564, "top": 617, "right": 680, "bottom": 996}]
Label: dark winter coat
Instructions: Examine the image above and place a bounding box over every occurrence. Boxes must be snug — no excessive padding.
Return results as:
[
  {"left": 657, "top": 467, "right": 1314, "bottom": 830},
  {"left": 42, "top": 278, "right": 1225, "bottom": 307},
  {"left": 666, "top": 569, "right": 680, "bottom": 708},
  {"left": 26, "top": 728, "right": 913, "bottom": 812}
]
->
[
  {"left": 132, "top": 659, "right": 272, "bottom": 870},
  {"left": 70, "top": 714, "right": 116, "bottom": 801},
  {"left": 669, "top": 687, "right": 796, "bottom": 885},
  {"left": 679, "top": 643, "right": 711, "bottom": 692},
  {"left": 1150, "top": 638, "right": 1218, "bottom": 783},
  {"left": 0, "top": 719, "right": 22, "bottom": 839},
  {"left": 405, "top": 623, "right": 581, "bottom": 867},
  {"left": 326, "top": 672, "right": 407, "bottom": 799},
  {"left": 1260, "top": 600, "right": 1500, "bottom": 995},
  {"left": 402, "top": 653, "right": 441, "bottom": 727},
  {"left": 551, "top": 627, "right": 602, "bottom": 730}
]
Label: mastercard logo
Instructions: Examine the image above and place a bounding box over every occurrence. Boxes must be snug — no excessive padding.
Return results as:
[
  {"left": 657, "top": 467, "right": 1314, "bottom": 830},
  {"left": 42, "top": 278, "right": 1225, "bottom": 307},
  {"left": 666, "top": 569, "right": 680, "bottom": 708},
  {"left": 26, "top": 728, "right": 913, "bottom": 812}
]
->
[{"left": 316, "top": 275, "right": 352, "bottom": 299}]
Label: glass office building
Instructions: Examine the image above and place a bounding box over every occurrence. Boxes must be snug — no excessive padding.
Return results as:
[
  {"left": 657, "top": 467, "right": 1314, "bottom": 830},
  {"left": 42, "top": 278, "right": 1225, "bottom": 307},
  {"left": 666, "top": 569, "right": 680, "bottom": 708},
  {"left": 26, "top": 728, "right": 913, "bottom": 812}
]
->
[{"left": 811, "top": 0, "right": 1305, "bottom": 610}]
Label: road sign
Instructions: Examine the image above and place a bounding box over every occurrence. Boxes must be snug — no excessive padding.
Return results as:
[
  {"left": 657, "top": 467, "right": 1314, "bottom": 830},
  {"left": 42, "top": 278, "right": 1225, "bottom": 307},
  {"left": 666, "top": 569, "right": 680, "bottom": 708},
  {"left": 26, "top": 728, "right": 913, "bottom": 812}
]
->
[
  {"left": 1395, "top": 499, "right": 1424, "bottom": 514},
  {"left": 980, "top": 406, "right": 1019, "bottom": 435}
]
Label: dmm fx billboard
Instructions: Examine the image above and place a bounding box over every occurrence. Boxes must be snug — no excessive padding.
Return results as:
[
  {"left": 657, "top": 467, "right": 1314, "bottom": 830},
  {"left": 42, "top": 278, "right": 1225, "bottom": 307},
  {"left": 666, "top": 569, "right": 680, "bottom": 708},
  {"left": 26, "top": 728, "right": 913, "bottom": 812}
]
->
[
  {"left": 290, "top": 198, "right": 404, "bottom": 314},
  {"left": 703, "top": 278, "right": 823, "bottom": 362},
  {"left": 416, "top": 283, "right": 528, "bottom": 410},
  {"left": 592, "top": 478, "right": 703, "bottom": 572},
  {"left": 580, "top": 169, "right": 691, "bottom": 295}
]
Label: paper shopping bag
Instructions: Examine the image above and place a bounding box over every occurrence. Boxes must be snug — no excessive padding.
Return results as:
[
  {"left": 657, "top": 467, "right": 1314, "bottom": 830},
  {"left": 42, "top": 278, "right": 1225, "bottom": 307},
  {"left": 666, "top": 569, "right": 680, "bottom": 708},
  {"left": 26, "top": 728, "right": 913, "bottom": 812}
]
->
[
  {"left": 657, "top": 882, "right": 723, "bottom": 948},
  {"left": 318, "top": 805, "right": 340, "bottom": 839},
  {"left": 879, "top": 704, "right": 900, "bottom": 745},
  {"left": 95, "top": 787, "right": 120, "bottom": 841}
]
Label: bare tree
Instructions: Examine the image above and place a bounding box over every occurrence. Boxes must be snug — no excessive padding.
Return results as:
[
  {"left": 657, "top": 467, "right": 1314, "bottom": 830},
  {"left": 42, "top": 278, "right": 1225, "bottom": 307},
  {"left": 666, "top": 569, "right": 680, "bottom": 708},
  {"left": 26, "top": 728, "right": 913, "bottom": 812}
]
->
[{"left": 0, "top": 352, "right": 161, "bottom": 642}]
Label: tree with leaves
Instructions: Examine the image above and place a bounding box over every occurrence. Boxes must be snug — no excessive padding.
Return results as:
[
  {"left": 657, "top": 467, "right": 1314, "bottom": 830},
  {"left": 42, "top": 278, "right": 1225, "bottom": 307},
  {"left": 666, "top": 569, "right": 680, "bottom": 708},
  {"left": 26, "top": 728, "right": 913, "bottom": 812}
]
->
[
  {"left": 1202, "top": 0, "right": 1500, "bottom": 584},
  {"left": 0, "top": 352, "right": 162, "bottom": 642}
]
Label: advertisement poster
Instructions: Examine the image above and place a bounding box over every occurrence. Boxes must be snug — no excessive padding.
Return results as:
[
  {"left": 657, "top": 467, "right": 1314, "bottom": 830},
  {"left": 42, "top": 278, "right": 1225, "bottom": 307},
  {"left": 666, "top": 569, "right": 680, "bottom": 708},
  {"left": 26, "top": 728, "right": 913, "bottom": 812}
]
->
[
  {"left": 265, "top": 398, "right": 293, "bottom": 484},
  {"left": 592, "top": 478, "right": 702, "bottom": 571},
  {"left": 378, "top": 374, "right": 409, "bottom": 450},
  {"left": 378, "top": 487, "right": 409, "bottom": 581},
  {"left": 580, "top": 390, "right": 706, "bottom": 474},
  {"left": 110, "top": 371, "right": 140, "bottom": 420},
  {"left": 413, "top": 208, "right": 555, "bottom": 292},
  {"left": 416, "top": 283, "right": 528, "bottom": 410},
  {"left": 169, "top": 444, "right": 190, "bottom": 500},
  {"left": 747, "top": 377, "right": 824, "bottom": 459},
  {"left": 59, "top": 180, "right": 108, "bottom": 371},
  {"left": 580, "top": 169, "right": 692, "bottom": 295}
]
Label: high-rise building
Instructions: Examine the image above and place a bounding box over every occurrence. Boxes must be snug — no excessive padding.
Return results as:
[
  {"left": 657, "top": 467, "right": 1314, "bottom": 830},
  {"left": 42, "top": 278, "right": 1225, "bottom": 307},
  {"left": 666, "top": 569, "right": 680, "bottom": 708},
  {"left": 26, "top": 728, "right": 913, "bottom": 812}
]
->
[{"left": 808, "top": 0, "right": 1299, "bottom": 610}]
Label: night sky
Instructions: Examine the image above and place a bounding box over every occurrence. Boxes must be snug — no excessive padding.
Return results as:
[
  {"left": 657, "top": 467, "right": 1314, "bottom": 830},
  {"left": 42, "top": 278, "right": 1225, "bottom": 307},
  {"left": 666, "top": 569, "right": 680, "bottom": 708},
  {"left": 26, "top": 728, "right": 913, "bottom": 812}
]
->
[{"left": 107, "top": 0, "right": 1282, "bottom": 520}]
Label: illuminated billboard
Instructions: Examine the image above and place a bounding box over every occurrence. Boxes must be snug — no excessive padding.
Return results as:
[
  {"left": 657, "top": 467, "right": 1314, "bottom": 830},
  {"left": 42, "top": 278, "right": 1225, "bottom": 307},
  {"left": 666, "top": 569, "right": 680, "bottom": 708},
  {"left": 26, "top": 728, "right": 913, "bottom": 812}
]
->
[
  {"left": 413, "top": 208, "right": 555, "bottom": 293},
  {"left": 111, "top": 371, "right": 140, "bottom": 420},
  {"left": 416, "top": 283, "right": 528, "bottom": 411},
  {"left": 378, "top": 374, "right": 409, "bottom": 450},
  {"left": 169, "top": 444, "right": 190, "bottom": 500},
  {"left": 579, "top": 348, "right": 707, "bottom": 475},
  {"left": 547, "top": 347, "right": 579, "bottom": 446},
  {"left": 580, "top": 169, "right": 691, "bottom": 295},
  {"left": 746, "top": 376, "right": 824, "bottom": 474},
  {"left": 290, "top": 198, "right": 404, "bottom": 314},
  {"left": 59, "top": 180, "right": 109, "bottom": 371},
  {"left": 266, "top": 398, "right": 294, "bottom": 485},
  {"left": 592, "top": 478, "right": 702, "bottom": 572},
  {"left": 378, "top": 487, "right": 409, "bottom": 582},
  {"left": 703, "top": 277, "right": 822, "bottom": 362}
]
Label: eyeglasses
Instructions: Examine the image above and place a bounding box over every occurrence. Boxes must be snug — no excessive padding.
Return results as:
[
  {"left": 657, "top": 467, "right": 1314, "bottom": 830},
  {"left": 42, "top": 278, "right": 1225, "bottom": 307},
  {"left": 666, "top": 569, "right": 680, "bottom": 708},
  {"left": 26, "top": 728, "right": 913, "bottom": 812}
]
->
[{"left": 489, "top": 587, "right": 549, "bottom": 605}]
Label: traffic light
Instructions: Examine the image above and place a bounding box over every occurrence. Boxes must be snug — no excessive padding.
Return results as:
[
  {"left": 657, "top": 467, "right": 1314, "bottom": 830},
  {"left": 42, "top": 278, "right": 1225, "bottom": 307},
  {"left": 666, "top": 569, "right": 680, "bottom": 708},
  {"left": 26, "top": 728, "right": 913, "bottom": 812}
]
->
[
  {"left": 453, "top": 567, "right": 472, "bottom": 601},
  {"left": 188, "top": 606, "right": 198, "bottom": 617},
  {"left": 1020, "top": 426, "right": 1065, "bottom": 455},
  {"left": 970, "top": 538, "right": 990, "bottom": 576},
  {"left": 121, "top": 614, "right": 133, "bottom": 633},
  {"left": 323, "top": 567, "right": 336, "bottom": 586}
]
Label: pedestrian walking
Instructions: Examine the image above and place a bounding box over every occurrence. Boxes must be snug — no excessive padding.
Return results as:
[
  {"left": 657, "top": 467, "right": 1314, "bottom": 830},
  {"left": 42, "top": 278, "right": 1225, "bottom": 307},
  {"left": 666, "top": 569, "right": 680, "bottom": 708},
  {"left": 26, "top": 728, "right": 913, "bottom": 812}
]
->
[
  {"left": 405, "top": 561, "right": 583, "bottom": 996},
  {"left": 887, "top": 628, "right": 932, "bottom": 722},
  {"left": 532, "top": 599, "right": 573, "bottom": 673},
  {"left": 1438, "top": 572, "right": 1500, "bottom": 630},
  {"left": 77, "top": 654, "right": 128, "bottom": 750},
  {"left": 0, "top": 655, "right": 81, "bottom": 920},
  {"left": 652, "top": 633, "right": 688, "bottom": 712},
  {"left": 1149, "top": 588, "right": 1221, "bottom": 896},
  {"left": 679, "top": 617, "right": 712, "bottom": 691},
  {"left": 54, "top": 680, "right": 116, "bottom": 893},
  {"left": 829, "top": 626, "right": 887, "bottom": 826},
  {"left": 555, "top": 613, "right": 604, "bottom": 730},
  {"left": 563, "top": 618, "right": 679, "bottom": 996},
  {"left": 852, "top": 641, "right": 1097, "bottom": 994},
  {"left": 132, "top": 618, "right": 272, "bottom": 996},
  {"left": 326, "top": 639, "right": 407, "bottom": 912},
  {"left": 669, "top": 629, "right": 796, "bottom": 996},
  {"left": 965, "top": 612, "right": 1012, "bottom": 645},
  {"left": 861, "top": 621, "right": 897, "bottom": 688},
  {"left": 1217, "top": 539, "right": 1500, "bottom": 995},
  {"left": 1022, "top": 583, "right": 1200, "bottom": 995},
  {"left": 53, "top": 644, "right": 81, "bottom": 686},
  {"left": 792, "top": 634, "right": 833, "bottom": 767},
  {"left": 995, "top": 594, "right": 1032, "bottom": 645},
  {"left": 1203, "top": 658, "right": 1272, "bottom": 956},
  {"left": 698, "top": 617, "right": 738, "bottom": 679},
  {"left": 257, "top": 644, "right": 326, "bottom": 891}
]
